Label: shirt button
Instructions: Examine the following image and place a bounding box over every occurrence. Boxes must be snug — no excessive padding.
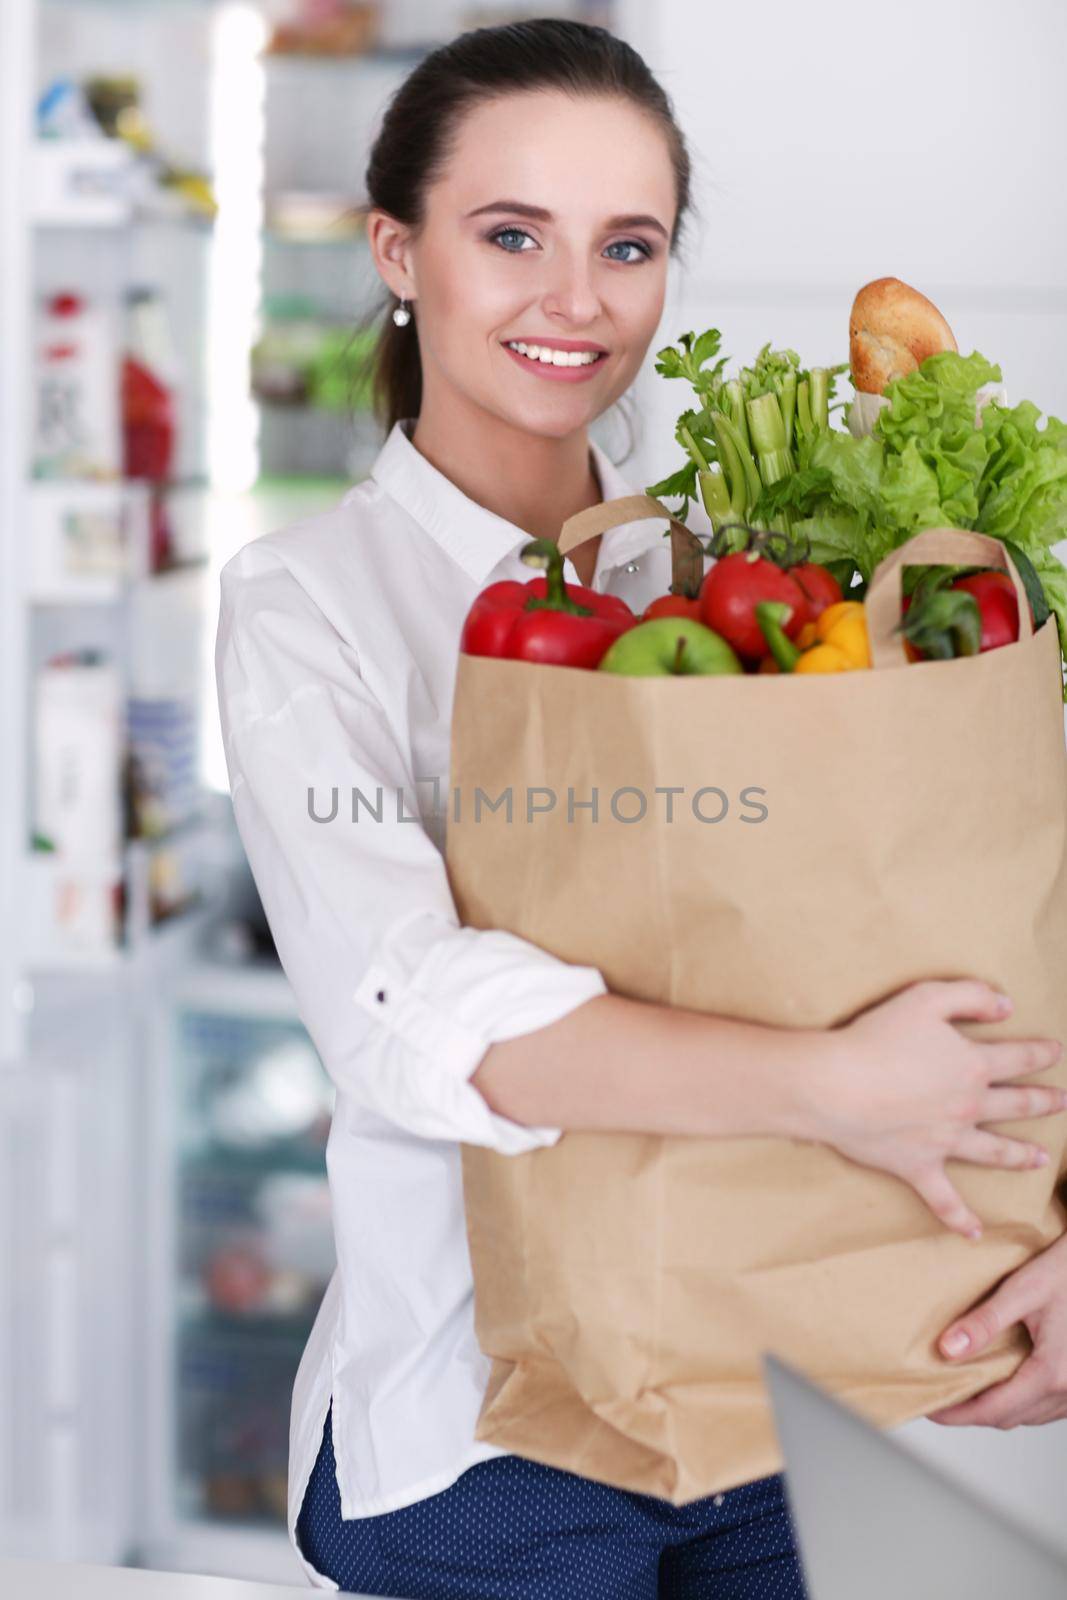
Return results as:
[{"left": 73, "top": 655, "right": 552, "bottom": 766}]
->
[
  {"left": 713, "top": 1493, "right": 725, "bottom": 1506},
  {"left": 624, "top": 561, "right": 640, "bottom": 573},
  {"left": 375, "top": 989, "right": 387, "bottom": 1003}
]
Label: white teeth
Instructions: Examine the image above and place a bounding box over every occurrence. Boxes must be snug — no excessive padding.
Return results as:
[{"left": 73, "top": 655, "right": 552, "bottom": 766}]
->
[{"left": 506, "top": 341, "right": 603, "bottom": 368}]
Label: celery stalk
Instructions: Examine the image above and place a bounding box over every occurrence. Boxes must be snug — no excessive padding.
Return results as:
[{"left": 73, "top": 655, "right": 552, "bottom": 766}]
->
[
  {"left": 777, "top": 371, "right": 797, "bottom": 452},
  {"left": 810, "top": 368, "right": 829, "bottom": 432},
  {"left": 709, "top": 415, "right": 747, "bottom": 515},
  {"left": 725, "top": 379, "right": 752, "bottom": 452},
  {"left": 745, "top": 393, "right": 792, "bottom": 489},
  {"left": 796, "top": 379, "right": 813, "bottom": 436},
  {"left": 713, "top": 410, "right": 762, "bottom": 512},
  {"left": 698, "top": 467, "right": 731, "bottom": 525},
  {"left": 679, "top": 422, "right": 710, "bottom": 473},
  {"left": 745, "top": 393, "right": 786, "bottom": 457},
  {"left": 757, "top": 448, "right": 793, "bottom": 488}
]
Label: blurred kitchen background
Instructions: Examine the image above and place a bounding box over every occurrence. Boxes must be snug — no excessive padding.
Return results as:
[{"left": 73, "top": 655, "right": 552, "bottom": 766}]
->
[{"left": 0, "top": 0, "right": 1065, "bottom": 1586}]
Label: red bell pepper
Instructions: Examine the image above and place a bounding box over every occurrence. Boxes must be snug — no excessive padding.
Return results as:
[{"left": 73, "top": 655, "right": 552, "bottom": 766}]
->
[
  {"left": 901, "top": 567, "right": 1035, "bottom": 661},
  {"left": 460, "top": 538, "right": 635, "bottom": 669},
  {"left": 950, "top": 571, "right": 1025, "bottom": 650}
]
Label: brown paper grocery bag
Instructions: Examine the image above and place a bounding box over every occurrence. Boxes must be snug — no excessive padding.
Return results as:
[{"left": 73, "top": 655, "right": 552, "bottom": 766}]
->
[{"left": 445, "top": 503, "right": 1067, "bottom": 1504}]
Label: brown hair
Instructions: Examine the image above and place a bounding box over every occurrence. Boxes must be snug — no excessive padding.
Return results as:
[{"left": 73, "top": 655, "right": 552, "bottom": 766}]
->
[{"left": 349, "top": 17, "right": 695, "bottom": 460}]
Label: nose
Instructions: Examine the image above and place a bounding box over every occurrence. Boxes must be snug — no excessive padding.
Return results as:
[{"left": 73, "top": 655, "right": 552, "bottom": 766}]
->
[{"left": 541, "top": 246, "right": 602, "bottom": 328}]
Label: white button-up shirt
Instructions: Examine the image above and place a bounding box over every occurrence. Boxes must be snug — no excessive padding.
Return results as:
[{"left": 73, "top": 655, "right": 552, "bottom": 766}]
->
[{"left": 214, "top": 416, "right": 699, "bottom": 1587}]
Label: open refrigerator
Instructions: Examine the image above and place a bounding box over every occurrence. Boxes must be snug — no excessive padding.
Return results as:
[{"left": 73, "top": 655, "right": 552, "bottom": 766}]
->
[
  {"left": 0, "top": 0, "right": 388, "bottom": 1579},
  {"left": 0, "top": 0, "right": 619, "bottom": 1581},
  {"left": 0, "top": 932, "right": 340, "bottom": 1584}
]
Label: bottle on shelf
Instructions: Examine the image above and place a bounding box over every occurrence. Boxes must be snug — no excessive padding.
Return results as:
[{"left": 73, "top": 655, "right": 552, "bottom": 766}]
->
[
  {"left": 122, "top": 285, "right": 179, "bottom": 482},
  {"left": 33, "top": 648, "right": 125, "bottom": 952},
  {"left": 123, "top": 285, "right": 183, "bottom": 568},
  {"left": 32, "top": 291, "right": 122, "bottom": 481}
]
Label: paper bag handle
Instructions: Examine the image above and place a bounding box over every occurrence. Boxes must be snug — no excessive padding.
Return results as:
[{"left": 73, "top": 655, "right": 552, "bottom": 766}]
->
[
  {"left": 558, "top": 492, "right": 706, "bottom": 600},
  {"left": 864, "top": 526, "right": 1034, "bottom": 670}
]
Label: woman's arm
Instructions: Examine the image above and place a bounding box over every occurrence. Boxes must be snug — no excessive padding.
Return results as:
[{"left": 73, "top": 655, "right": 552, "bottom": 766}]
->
[
  {"left": 473, "top": 982, "right": 1065, "bottom": 1240},
  {"left": 215, "top": 550, "right": 606, "bottom": 1154},
  {"left": 473, "top": 992, "right": 819, "bottom": 1140}
]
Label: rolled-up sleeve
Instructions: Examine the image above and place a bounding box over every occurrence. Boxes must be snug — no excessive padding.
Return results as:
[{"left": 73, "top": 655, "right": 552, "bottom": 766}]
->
[{"left": 215, "top": 555, "right": 607, "bottom": 1154}]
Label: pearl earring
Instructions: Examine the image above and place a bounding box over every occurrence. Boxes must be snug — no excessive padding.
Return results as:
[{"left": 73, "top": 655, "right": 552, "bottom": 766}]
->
[{"left": 392, "top": 297, "right": 412, "bottom": 327}]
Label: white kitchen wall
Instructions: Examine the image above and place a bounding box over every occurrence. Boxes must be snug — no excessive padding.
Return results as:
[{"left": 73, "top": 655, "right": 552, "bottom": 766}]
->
[{"left": 619, "top": 0, "right": 1067, "bottom": 1545}]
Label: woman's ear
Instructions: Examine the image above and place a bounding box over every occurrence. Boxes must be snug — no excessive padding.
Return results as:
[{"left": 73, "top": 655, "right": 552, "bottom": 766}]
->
[{"left": 366, "top": 208, "right": 416, "bottom": 302}]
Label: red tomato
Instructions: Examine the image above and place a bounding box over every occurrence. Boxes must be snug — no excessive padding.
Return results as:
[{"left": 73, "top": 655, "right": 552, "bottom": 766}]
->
[
  {"left": 699, "top": 553, "right": 812, "bottom": 663},
  {"left": 641, "top": 593, "right": 703, "bottom": 622},
  {"left": 789, "top": 562, "right": 843, "bottom": 619}
]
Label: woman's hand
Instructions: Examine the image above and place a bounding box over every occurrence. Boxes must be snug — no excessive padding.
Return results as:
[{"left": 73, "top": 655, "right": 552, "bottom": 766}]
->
[
  {"left": 809, "top": 979, "right": 1065, "bottom": 1238},
  {"left": 927, "top": 1229, "right": 1067, "bottom": 1426}
]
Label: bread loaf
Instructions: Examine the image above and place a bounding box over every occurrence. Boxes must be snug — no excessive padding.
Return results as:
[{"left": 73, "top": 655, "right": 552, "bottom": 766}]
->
[{"left": 849, "top": 277, "right": 957, "bottom": 394}]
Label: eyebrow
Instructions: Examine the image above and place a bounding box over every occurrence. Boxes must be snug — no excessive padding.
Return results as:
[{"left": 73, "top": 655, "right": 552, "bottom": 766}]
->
[{"left": 464, "top": 199, "right": 669, "bottom": 240}]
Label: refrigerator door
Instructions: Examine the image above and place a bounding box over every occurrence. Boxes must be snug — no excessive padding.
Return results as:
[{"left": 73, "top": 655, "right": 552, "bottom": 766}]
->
[{"left": 144, "top": 962, "right": 335, "bottom": 1582}]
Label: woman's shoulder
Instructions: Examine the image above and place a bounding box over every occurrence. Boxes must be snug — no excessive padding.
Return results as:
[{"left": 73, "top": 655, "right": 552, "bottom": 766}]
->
[
  {"left": 217, "top": 475, "right": 410, "bottom": 654},
  {"left": 219, "top": 476, "right": 386, "bottom": 596},
  {"left": 216, "top": 480, "right": 393, "bottom": 723}
]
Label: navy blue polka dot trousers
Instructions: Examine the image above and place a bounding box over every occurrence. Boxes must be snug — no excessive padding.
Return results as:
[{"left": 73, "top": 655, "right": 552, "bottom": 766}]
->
[{"left": 296, "top": 1401, "right": 810, "bottom": 1598}]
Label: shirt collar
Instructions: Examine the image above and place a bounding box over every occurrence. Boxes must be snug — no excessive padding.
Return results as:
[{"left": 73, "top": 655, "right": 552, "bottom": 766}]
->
[{"left": 367, "top": 416, "right": 673, "bottom": 588}]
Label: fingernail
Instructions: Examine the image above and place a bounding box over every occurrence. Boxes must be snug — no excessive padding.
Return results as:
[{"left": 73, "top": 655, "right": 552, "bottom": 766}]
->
[
  {"left": 995, "top": 993, "right": 1013, "bottom": 1015},
  {"left": 966, "top": 1225, "right": 983, "bottom": 1241},
  {"left": 1034, "top": 1149, "right": 1050, "bottom": 1166},
  {"left": 943, "top": 1329, "right": 970, "bottom": 1356}
]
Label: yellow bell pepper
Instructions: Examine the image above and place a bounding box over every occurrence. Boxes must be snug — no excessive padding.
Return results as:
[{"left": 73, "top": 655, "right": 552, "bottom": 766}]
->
[
  {"left": 794, "top": 641, "right": 856, "bottom": 674},
  {"left": 755, "top": 599, "right": 870, "bottom": 674},
  {"left": 812, "top": 600, "right": 870, "bottom": 669}
]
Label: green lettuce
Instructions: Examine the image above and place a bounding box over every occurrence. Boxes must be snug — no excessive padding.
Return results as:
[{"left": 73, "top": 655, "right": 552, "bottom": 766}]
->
[
  {"left": 780, "top": 351, "right": 1067, "bottom": 686},
  {"left": 650, "top": 334, "right": 1067, "bottom": 691}
]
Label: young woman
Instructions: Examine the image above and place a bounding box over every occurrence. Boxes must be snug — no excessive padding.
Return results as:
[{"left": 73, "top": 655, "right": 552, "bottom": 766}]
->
[{"left": 214, "top": 19, "right": 1064, "bottom": 1598}]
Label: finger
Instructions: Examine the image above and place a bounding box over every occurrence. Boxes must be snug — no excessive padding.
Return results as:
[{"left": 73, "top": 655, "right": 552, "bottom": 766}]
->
[
  {"left": 927, "top": 1399, "right": 981, "bottom": 1425},
  {"left": 977, "top": 1038, "right": 1063, "bottom": 1082},
  {"left": 922, "top": 980, "right": 1013, "bottom": 1024},
  {"left": 911, "top": 1166, "right": 983, "bottom": 1239},
  {"left": 926, "top": 1357, "right": 1050, "bottom": 1428},
  {"left": 1001, "top": 1398, "right": 1067, "bottom": 1427},
  {"left": 938, "top": 1264, "right": 1042, "bottom": 1359},
  {"left": 979, "top": 1082, "right": 1067, "bottom": 1124},
  {"left": 952, "top": 1130, "right": 1050, "bottom": 1172}
]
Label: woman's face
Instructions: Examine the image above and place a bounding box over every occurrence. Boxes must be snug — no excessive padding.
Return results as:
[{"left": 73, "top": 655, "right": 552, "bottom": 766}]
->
[{"left": 374, "top": 89, "right": 678, "bottom": 439}]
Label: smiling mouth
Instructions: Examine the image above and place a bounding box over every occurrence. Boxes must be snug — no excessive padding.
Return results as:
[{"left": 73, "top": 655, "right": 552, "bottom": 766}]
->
[{"left": 502, "top": 340, "right": 607, "bottom": 369}]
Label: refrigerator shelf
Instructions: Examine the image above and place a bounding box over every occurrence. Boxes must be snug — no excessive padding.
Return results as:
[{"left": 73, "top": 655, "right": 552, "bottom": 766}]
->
[
  {"left": 27, "top": 478, "right": 210, "bottom": 602},
  {"left": 23, "top": 843, "right": 219, "bottom": 973}
]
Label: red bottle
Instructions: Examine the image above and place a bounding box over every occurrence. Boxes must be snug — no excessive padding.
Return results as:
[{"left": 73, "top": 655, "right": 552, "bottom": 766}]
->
[{"left": 122, "top": 286, "right": 177, "bottom": 481}]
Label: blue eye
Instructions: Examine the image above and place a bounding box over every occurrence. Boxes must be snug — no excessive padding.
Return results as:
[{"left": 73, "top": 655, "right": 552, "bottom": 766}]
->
[
  {"left": 489, "top": 227, "right": 535, "bottom": 252},
  {"left": 605, "top": 239, "right": 652, "bottom": 263},
  {"left": 487, "top": 227, "right": 652, "bottom": 263}
]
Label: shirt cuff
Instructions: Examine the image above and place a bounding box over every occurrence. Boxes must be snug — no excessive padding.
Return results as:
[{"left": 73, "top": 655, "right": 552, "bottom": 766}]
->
[{"left": 352, "top": 907, "right": 607, "bottom": 1153}]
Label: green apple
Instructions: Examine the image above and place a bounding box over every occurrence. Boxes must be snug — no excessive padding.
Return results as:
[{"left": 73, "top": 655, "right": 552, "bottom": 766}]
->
[{"left": 597, "top": 617, "right": 743, "bottom": 676}]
